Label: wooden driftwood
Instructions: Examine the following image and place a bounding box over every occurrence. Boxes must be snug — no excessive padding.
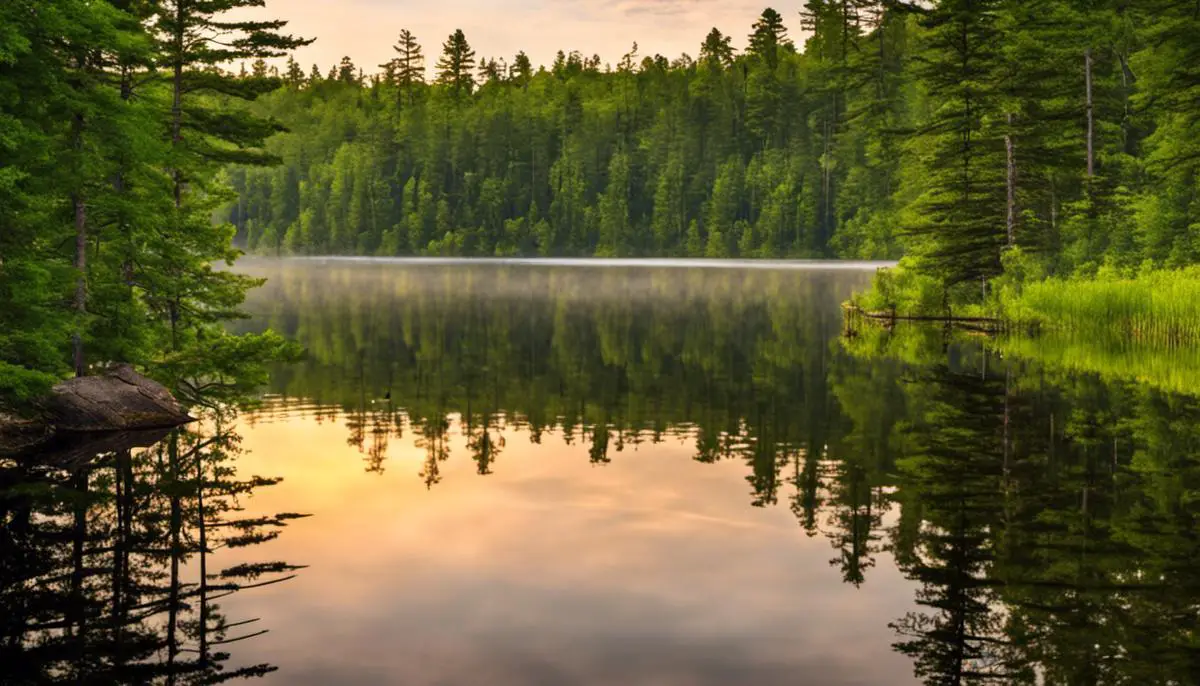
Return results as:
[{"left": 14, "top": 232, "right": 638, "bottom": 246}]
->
[{"left": 842, "top": 304, "right": 1006, "bottom": 334}]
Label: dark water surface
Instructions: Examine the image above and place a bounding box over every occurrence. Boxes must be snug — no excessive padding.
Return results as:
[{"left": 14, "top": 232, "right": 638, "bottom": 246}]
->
[{"left": 4, "top": 259, "right": 1198, "bottom": 685}]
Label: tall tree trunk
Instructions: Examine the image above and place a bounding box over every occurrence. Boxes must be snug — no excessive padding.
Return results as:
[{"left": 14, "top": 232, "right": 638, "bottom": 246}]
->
[
  {"left": 197, "top": 445, "right": 209, "bottom": 668},
  {"left": 1005, "top": 113, "right": 1017, "bottom": 247},
  {"left": 1085, "top": 48, "right": 1095, "bottom": 181},
  {"left": 172, "top": 2, "right": 185, "bottom": 210},
  {"left": 68, "top": 468, "right": 89, "bottom": 675},
  {"left": 166, "top": 435, "right": 182, "bottom": 684},
  {"left": 73, "top": 189, "right": 87, "bottom": 378},
  {"left": 111, "top": 449, "right": 133, "bottom": 670}
]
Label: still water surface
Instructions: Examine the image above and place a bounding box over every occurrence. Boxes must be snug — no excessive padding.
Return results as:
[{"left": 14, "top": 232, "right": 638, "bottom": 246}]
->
[{"left": 4, "top": 259, "right": 1198, "bottom": 685}]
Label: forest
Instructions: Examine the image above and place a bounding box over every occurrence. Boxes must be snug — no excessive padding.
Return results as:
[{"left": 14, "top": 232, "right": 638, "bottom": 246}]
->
[
  {"left": 3, "top": 0, "right": 1199, "bottom": 407},
  {"left": 223, "top": 1, "right": 1200, "bottom": 297},
  {"left": 0, "top": 0, "right": 303, "bottom": 410}
]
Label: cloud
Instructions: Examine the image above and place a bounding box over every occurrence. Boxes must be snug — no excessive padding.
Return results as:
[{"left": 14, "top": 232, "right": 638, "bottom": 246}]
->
[{"left": 610, "top": 0, "right": 698, "bottom": 16}]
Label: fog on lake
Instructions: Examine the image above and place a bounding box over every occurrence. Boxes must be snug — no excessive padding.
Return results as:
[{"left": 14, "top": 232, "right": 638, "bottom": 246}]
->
[{"left": 4, "top": 259, "right": 1198, "bottom": 685}]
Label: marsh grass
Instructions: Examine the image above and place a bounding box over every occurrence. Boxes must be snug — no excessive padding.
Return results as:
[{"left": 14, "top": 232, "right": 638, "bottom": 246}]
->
[{"left": 1007, "top": 267, "right": 1200, "bottom": 346}]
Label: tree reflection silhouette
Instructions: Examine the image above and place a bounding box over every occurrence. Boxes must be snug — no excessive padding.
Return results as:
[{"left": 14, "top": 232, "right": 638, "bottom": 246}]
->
[
  {"left": 232, "top": 262, "right": 1200, "bottom": 685},
  {"left": 0, "top": 413, "right": 307, "bottom": 684}
]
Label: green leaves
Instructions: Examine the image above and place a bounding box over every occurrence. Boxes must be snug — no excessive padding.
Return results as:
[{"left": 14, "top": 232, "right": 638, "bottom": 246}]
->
[{"left": 0, "top": 0, "right": 310, "bottom": 410}]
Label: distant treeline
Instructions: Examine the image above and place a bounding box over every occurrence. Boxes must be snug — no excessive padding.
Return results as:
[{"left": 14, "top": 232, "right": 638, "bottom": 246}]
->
[{"left": 225, "top": 1, "right": 1199, "bottom": 285}]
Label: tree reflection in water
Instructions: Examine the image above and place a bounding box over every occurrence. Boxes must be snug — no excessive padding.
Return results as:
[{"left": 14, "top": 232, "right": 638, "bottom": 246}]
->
[
  {"left": 223, "top": 261, "right": 1200, "bottom": 684},
  {"left": 0, "top": 409, "right": 307, "bottom": 684}
]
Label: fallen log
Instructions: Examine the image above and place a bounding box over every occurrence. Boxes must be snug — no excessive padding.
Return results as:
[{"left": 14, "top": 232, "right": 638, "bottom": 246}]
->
[{"left": 842, "top": 304, "right": 1006, "bottom": 333}]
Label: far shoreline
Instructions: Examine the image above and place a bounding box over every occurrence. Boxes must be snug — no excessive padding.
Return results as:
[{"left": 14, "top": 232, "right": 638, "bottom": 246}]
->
[{"left": 235, "top": 255, "right": 900, "bottom": 271}]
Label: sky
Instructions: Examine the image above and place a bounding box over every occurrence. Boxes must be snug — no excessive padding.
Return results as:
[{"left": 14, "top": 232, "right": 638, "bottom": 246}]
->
[{"left": 246, "top": 0, "right": 806, "bottom": 76}]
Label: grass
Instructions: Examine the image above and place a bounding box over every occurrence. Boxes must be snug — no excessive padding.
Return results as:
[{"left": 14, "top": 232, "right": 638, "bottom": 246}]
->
[{"left": 1006, "top": 266, "right": 1200, "bottom": 346}]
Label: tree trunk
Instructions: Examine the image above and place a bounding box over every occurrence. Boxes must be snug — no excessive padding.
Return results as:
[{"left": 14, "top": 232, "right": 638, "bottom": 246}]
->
[
  {"left": 172, "top": 2, "right": 185, "bottom": 210},
  {"left": 166, "top": 435, "right": 182, "bottom": 683},
  {"left": 197, "top": 446, "right": 209, "bottom": 668},
  {"left": 1005, "top": 113, "right": 1017, "bottom": 247},
  {"left": 1085, "top": 48, "right": 1095, "bottom": 181},
  {"left": 73, "top": 189, "right": 87, "bottom": 378}
]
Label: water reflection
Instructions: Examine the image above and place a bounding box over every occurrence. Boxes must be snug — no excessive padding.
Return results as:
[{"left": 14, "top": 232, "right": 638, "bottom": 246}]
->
[
  {"left": 0, "top": 412, "right": 306, "bottom": 684},
  {"left": 217, "top": 260, "right": 1199, "bottom": 684}
]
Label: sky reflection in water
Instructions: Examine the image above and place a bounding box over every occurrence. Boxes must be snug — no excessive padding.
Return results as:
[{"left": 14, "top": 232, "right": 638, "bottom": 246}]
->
[{"left": 9, "top": 260, "right": 1196, "bottom": 685}]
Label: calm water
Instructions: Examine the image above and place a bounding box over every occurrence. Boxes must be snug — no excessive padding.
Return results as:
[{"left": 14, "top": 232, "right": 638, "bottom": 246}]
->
[{"left": 3, "top": 259, "right": 1199, "bottom": 685}]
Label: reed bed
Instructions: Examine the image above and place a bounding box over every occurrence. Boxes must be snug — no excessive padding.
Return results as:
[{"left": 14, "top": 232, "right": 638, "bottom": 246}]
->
[{"left": 1009, "top": 267, "right": 1200, "bottom": 347}]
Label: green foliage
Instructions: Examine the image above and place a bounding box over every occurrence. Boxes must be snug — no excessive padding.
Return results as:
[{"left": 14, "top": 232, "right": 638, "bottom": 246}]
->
[
  {"left": 224, "top": 1, "right": 1196, "bottom": 321},
  {"left": 852, "top": 262, "right": 947, "bottom": 315},
  {"left": 0, "top": 0, "right": 308, "bottom": 410},
  {"left": 224, "top": 9, "right": 911, "bottom": 259},
  {"left": 1005, "top": 266, "right": 1200, "bottom": 345},
  {"left": 998, "top": 332, "right": 1200, "bottom": 397}
]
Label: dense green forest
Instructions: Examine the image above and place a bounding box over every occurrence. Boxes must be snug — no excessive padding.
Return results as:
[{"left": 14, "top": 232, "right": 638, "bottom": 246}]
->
[
  {"left": 224, "top": 2, "right": 1199, "bottom": 286},
  {"left": 0, "top": 0, "right": 305, "bottom": 409},
  {"left": 4, "top": 0, "right": 1199, "bottom": 408}
]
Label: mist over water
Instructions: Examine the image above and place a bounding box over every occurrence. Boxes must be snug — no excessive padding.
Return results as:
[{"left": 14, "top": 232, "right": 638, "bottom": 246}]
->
[
  {"left": 9, "top": 259, "right": 1199, "bottom": 685},
  {"left": 264, "top": 255, "right": 899, "bottom": 271},
  {"left": 226, "top": 259, "right": 1200, "bottom": 685}
]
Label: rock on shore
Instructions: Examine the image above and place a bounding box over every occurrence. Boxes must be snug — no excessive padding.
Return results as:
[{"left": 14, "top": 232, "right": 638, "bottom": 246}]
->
[{"left": 44, "top": 364, "right": 195, "bottom": 432}]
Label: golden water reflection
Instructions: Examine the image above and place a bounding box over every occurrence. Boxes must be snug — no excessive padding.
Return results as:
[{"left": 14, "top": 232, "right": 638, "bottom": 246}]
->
[{"left": 224, "top": 411, "right": 920, "bottom": 685}]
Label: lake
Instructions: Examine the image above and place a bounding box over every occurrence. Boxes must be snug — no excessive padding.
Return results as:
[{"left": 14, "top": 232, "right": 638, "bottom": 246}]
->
[{"left": 3, "top": 259, "right": 1198, "bottom": 685}]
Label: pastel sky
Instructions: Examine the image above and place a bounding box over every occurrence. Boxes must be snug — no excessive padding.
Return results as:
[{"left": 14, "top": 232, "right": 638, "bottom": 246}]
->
[{"left": 249, "top": 0, "right": 806, "bottom": 75}]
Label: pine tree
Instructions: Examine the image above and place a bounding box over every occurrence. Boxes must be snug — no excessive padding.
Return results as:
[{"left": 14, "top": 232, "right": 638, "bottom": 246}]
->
[
  {"left": 478, "top": 57, "right": 502, "bottom": 85},
  {"left": 337, "top": 56, "right": 358, "bottom": 84},
  {"left": 748, "top": 8, "right": 792, "bottom": 70},
  {"left": 511, "top": 51, "right": 533, "bottom": 85},
  {"left": 699, "top": 28, "right": 735, "bottom": 69},
  {"left": 905, "top": 0, "right": 1008, "bottom": 295},
  {"left": 285, "top": 56, "right": 305, "bottom": 86},
  {"left": 153, "top": 0, "right": 311, "bottom": 394},
  {"left": 436, "top": 29, "right": 476, "bottom": 98}
]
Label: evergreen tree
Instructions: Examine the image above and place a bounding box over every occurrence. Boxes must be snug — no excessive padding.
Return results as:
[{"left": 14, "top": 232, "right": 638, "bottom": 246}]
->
[
  {"left": 153, "top": 0, "right": 311, "bottom": 393},
  {"left": 699, "top": 28, "right": 735, "bottom": 69},
  {"left": 285, "top": 55, "right": 305, "bottom": 86},
  {"left": 511, "top": 50, "right": 533, "bottom": 85},
  {"left": 748, "top": 8, "right": 792, "bottom": 70},
  {"left": 436, "top": 29, "right": 476, "bottom": 97},
  {"left": 905, "top": 0, "right": 1008, "bottom": 293},
  {"left": 337, "top": 56, "right": 358, "bottom": 84}
]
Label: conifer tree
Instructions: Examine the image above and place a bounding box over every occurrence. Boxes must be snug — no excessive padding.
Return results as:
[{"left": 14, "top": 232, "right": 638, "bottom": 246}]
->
[
  {"left": 285, "top": 56, "right": 305, "bottom": 86},
  {"left": 153, "top": 0, "right": 311, "bottom": 388},
  {"left": 436, "top": 29, "right": 476, "bottom": 97},
  {"left": 699, "top": 28, "right": 735, "bottom": 69},
  {"left": 748, "top": 8, "right": 792, "bottom": 70},
  {"left": 337, "top": 56, "right": 358, "bottom": 84},
  {"left": 511, "top": 51, "right": 533, "bottom": 85},
  {"left": 906, "top": 0, "right": 1008, "bottom": 293},
  {"left": 393, "top": 29, "right": 426, "bottom": 89}
]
